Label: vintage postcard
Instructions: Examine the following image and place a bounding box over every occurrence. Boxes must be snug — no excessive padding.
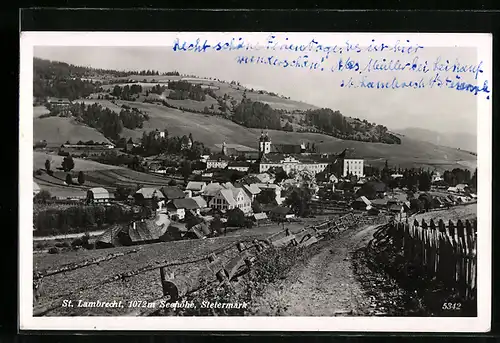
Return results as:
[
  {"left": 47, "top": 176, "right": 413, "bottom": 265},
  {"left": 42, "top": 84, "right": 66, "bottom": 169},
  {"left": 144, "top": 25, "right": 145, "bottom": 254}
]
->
[{"left": 20, "top": 32, "right": 491, "bottom": 332}]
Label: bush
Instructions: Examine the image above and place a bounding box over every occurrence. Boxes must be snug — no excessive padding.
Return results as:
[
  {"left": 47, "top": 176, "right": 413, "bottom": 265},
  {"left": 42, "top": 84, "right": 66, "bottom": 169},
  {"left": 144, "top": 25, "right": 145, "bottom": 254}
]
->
[
  {"left": 34, "top": 190, "right": 52, "bottom": 204},
  {"left": 55, "top": 241, "right": 71, "bottom": 248},
  {"left": 48, "top": 247, "right": 59, "bottom": 254}
]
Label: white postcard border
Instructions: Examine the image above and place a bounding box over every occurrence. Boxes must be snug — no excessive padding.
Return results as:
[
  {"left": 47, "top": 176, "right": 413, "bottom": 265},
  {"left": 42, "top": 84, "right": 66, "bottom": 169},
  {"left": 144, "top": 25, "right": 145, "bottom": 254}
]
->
[{"left": 19, "top": 31, "right": 492, "bottom": 332}]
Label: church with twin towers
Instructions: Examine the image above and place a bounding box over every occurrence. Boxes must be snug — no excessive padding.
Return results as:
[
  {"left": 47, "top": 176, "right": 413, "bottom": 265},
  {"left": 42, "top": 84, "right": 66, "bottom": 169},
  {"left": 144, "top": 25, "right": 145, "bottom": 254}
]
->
[{"left": 256, "top": 131, "right": 364, "bottom": 177}]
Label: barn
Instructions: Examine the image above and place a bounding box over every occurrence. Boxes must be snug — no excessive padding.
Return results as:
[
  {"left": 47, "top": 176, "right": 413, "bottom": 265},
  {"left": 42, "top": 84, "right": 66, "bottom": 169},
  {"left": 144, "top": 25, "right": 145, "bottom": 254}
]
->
[{"left": 87, "top": 187, "right": 111, "bottom": 204}]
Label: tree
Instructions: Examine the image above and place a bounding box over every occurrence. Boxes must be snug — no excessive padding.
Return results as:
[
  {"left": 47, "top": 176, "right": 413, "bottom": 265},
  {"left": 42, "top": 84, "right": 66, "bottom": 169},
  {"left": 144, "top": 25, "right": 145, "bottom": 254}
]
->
[
  {"left": 181, "top": 160, "right": 192, "bottom": 184},
  {"left": 410, "top": 198, "right": 424, "bottom": 213},
  {"left": 78, "top": 171, "right": 85, "bottom": 185},
  {"left": 44, "top": 159, "right": 51, "bottom": 172},
  {"left": 227, "top": 208, "right": 246, "bottom": 227},
  {"left": 252, "top": 200, "right": 263, "bottom": 213},
  {"left": 62, "top": 155, "right": 75, "bottom": 172},
  {"left": 115, "top": 185, "right": 133, "bottom": 201},
  {"left": 210, "top": 215, "right": 224, "bottom": 235},
  {"left": 168, "top": 179, "right": 177, "bottom": 186},
  {"left": 274, "top": 168, "right": 288, "bottom": 184},
  {"left": 256, "top": 189, "right": 276, "bottom": 205},
  {"left": 34, "top": 190, "right": 52, "bottom": 203},
  {"left": 470, "top": 168, "right": 477, "bottom": 190},
  {"left": 418, "top": 172, "right": 431, "bottom": 191},
  {"left": 65, "top": 174, "right": 72, "bottom": 185},
  {"left": 285, "top": 186, "right": 313, "bottom": 217}
]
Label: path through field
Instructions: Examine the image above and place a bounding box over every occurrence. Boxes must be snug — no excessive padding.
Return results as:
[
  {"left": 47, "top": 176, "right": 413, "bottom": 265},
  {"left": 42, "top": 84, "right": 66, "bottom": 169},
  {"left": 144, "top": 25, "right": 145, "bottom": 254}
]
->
[{"left": 251, "top": 224, "right": 382, "bottom": 316}]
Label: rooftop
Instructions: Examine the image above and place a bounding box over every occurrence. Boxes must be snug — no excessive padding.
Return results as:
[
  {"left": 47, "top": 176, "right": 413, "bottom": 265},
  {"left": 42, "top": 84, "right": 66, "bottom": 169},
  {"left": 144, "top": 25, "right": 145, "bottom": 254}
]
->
[
  {"left": 135, "top": 187, "right": 165, "bottom": 199},
  {"left": 160, "top": 186, "right": 186, "bottom": 200}
]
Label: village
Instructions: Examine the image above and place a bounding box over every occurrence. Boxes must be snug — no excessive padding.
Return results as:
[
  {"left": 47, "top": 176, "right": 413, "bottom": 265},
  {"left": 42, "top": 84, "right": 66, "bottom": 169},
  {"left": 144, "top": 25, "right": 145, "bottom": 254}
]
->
[{"left": 33, "top": 128, "right": 478, "bottom": 252}]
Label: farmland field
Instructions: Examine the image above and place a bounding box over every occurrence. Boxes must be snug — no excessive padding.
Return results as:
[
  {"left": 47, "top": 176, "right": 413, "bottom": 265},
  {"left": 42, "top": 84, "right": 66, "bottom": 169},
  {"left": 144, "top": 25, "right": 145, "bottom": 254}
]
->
[
  {"left": 33, "top": 152, "right": 174, "bottom": 198},
  {"left": 33, "top": 116, "right": 111, "bottom": 145},
  {"left": 33, "top": 105, "right": 50, "bottom": 118},
  {"left": 411, "top": 203, "right": 477, "bottom": 223},
  {"left": 34, "top": 151, "right": 122, "bottom": 172}
]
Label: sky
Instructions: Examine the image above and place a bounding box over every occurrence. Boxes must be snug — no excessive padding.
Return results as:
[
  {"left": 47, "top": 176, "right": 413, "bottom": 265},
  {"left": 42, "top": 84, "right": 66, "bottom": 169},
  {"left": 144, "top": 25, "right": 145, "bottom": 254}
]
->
[{"left": 33, "top": 46, "right": 479, "bottom": 136}]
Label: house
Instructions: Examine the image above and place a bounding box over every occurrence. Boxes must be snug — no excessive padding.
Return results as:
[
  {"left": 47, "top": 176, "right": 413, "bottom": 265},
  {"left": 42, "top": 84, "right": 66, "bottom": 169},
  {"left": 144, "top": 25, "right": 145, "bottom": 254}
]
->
[
  {"left": 361, "top": 181, "right": 387, "bottom": 198},
  {"left": 370, "top": 198, "right": 388, "bottom": 208},
  {"left": 351, "top": 196, "right": 372, "bottom": 210},
  {"left": 252, "top": 212, "right": 268, "bottom": 224},
  {"left": 242, "top": 184, "right": 261, "bottom": 201},
  {"left": 186, "top": 181, "right": 206, "bottom": 195},
  {"left": 206, "top": 155, "right": 231, "bottom": 169},
  {"left": 125, "top": 138, "right": 139, "bottom": 152},
  {"left": 221, "top": 182, "right": 235, "bottom": 189},
  {"left": 134, "top": 187, "right": 165, "bottom": 210},
  {"left": 160, "top": 186, "right": 186, "bottom": 201},
  {"left": 87, "top": 187, "right": 111, "bottom": 204},
  {"left": 33, "top": 181, "right": 41, "bottom": 197},
  {"left": 208, "top": 187, "right": 252, "bottom": 214},
  {"left": 191, "top": 196, "right": 208, "bottom": 210},
  {"left": 388, "top": 203, "right": 408, "bottom": 221},
  {"left": 255, "top": 183, "right": 284, "bottom": 205},
  {"left": 202, "top": 182, "right": 224, "bottom": 202},
  {"left": 47, "top": 97, "right": 72, "bottom": 107},
  {"left": 167, "top": 198, "right": 200, "bottom": 220},
  {"left": 227, "top": 161, "right": 250, "bottom": 172},
  {"left": 391, "top": 173, "right": 404, "bottom": 179},
  {"left": 209, "top": 189, "right": 237, "bottom": 212},
  {"left": 269, "top": 206, "right": 295, "bottom": 221},
  {"left": 181, "top": 135, "right": 193, "bottom": 150},
  {"left": 455, "top": 184, "right": 470, "bottom": 193},
  {"left": 447, "top": 186, "right": 459, "bottom": 193},
  {"left": 431, "top": 172, "right": 443, "bottom": 183}
]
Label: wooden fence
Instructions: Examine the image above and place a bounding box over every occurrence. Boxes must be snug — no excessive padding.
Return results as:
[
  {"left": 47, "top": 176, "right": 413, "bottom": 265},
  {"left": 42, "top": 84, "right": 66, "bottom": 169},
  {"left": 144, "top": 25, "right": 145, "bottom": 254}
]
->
[{"left": 389, "top": 218, "right": 477, "bottom": 300}]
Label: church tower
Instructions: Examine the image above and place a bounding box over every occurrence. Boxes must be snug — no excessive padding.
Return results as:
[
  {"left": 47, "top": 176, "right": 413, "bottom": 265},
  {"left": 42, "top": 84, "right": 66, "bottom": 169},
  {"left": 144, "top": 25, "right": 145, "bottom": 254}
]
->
[
  {"left": 221, "top": 141, "right": 228, "bottom": 156},
  {"left": 258, "top": 131, "right": 271, "bottom": 158}
]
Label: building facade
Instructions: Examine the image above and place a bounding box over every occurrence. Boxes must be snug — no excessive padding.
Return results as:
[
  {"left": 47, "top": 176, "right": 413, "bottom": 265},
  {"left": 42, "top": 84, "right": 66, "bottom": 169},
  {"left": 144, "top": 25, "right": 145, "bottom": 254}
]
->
[
  {"left": 259, "top": 155, "right": 329, "bottom": 174},
  {"left": 342, "top": 159, "right": 365, "bottom": 177}
]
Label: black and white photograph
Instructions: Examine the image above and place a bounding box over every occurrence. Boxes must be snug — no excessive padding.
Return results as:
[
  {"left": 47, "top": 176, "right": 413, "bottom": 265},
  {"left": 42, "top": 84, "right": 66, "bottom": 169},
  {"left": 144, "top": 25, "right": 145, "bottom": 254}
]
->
[{"left": 19, "top": 32, "right": 491, "bottom": 331}]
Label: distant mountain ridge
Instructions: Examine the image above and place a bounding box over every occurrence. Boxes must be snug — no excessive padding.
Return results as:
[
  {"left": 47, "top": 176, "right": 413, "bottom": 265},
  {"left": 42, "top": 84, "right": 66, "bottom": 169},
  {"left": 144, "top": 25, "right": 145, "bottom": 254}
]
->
[{"left": 396, "top": 128, "right": 477, "bottom": 153}]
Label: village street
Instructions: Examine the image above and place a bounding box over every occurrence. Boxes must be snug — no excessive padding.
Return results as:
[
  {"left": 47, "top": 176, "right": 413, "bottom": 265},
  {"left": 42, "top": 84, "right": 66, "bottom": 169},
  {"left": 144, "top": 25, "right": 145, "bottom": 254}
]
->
[{"left": 250, "top": 224, "right": 382, "bottom": 316}]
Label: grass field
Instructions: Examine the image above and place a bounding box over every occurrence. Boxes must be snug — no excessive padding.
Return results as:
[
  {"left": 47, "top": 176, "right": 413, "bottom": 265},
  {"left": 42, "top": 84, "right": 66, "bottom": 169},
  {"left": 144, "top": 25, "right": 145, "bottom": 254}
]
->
[
  {"left": 33, "top": 105, "right": 50, "bottom": 118},
  {"left": 33, "top": 116, "right": 111, "bottom": 145},
  {"left": 412, "top": 203, "right": 477, "bottom": 223},
  {"left": 33, "top": 151, "right": 173, "bottom": 198},
  {"left": 34, "top": 151, "right": 121, "bottom": 172}
]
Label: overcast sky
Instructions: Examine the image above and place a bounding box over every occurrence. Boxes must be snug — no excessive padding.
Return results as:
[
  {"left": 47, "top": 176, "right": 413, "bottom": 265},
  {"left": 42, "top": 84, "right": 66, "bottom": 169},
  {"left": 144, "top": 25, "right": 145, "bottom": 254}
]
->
[{"left": 34, "top": 46, "right": 478, "bottom": 135}]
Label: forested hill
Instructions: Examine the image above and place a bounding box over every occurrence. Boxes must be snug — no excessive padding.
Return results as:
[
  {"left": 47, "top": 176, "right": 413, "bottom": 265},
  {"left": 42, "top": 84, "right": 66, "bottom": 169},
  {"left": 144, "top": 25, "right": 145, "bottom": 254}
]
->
[{"left": 33, "top": 57, "right": 400, "bottom": 145}]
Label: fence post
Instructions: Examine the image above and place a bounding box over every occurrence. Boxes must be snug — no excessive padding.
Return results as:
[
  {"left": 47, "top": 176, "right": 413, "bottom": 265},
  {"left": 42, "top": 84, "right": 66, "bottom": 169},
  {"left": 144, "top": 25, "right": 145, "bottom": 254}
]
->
[
  {"left": 456, "top": 220, "right": 467, "bottom": 299},
  {"left": 429, "top": 219, "right": 437, "bottom": 275}
]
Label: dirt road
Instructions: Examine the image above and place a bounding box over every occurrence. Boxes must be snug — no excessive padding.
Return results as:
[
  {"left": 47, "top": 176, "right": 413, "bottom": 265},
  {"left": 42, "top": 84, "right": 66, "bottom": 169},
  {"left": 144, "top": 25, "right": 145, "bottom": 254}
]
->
[{"left": 250, "top": 224, "right": 382, "bottom": 316}]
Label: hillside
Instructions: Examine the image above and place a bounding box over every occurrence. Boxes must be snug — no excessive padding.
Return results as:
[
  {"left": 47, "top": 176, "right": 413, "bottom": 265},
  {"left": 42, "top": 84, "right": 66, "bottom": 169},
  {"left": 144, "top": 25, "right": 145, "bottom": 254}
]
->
[
  {"left": 396, "top": 128, "right": 477, "bottom": 153},
  {"left": 32, "top": 58, "right": 477, "bottom": 172},
  {"left": 66, "top": 100, "right": 476, "bottom": 171},
  {"left": 33, "top": 116, "right": 111, "bottom": 145},
  {"left": 33, "top": 151, "right": 177, "bottom": 199},
  {"left": 33, "top": 58, "right": 399, "bottom": 144}
]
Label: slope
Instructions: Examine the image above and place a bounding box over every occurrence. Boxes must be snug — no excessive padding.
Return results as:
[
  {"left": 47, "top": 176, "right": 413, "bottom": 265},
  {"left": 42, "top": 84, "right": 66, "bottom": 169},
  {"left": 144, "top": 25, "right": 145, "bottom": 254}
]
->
[
  {"left": 76, "top": 99, "right": 477, "bottom": 171},
  {"left": 34, "top": 116, "right": 111, "bottom": 145},
  {"left": 397, "top": 128, "right": 477, "bottom": 153}
]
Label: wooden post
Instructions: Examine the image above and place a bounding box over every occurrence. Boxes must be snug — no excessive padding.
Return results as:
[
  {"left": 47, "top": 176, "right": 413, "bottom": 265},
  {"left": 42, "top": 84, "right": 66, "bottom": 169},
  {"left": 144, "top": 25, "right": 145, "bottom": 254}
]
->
[
  {"left": 225, "top": 251, "right": 250, "bottom": 280},
  {"left": 236, "top": 242, "right": 246, "bottom": 252},
  {"left": 159, "top": 266, "right": 214, "bottom": 302}
]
